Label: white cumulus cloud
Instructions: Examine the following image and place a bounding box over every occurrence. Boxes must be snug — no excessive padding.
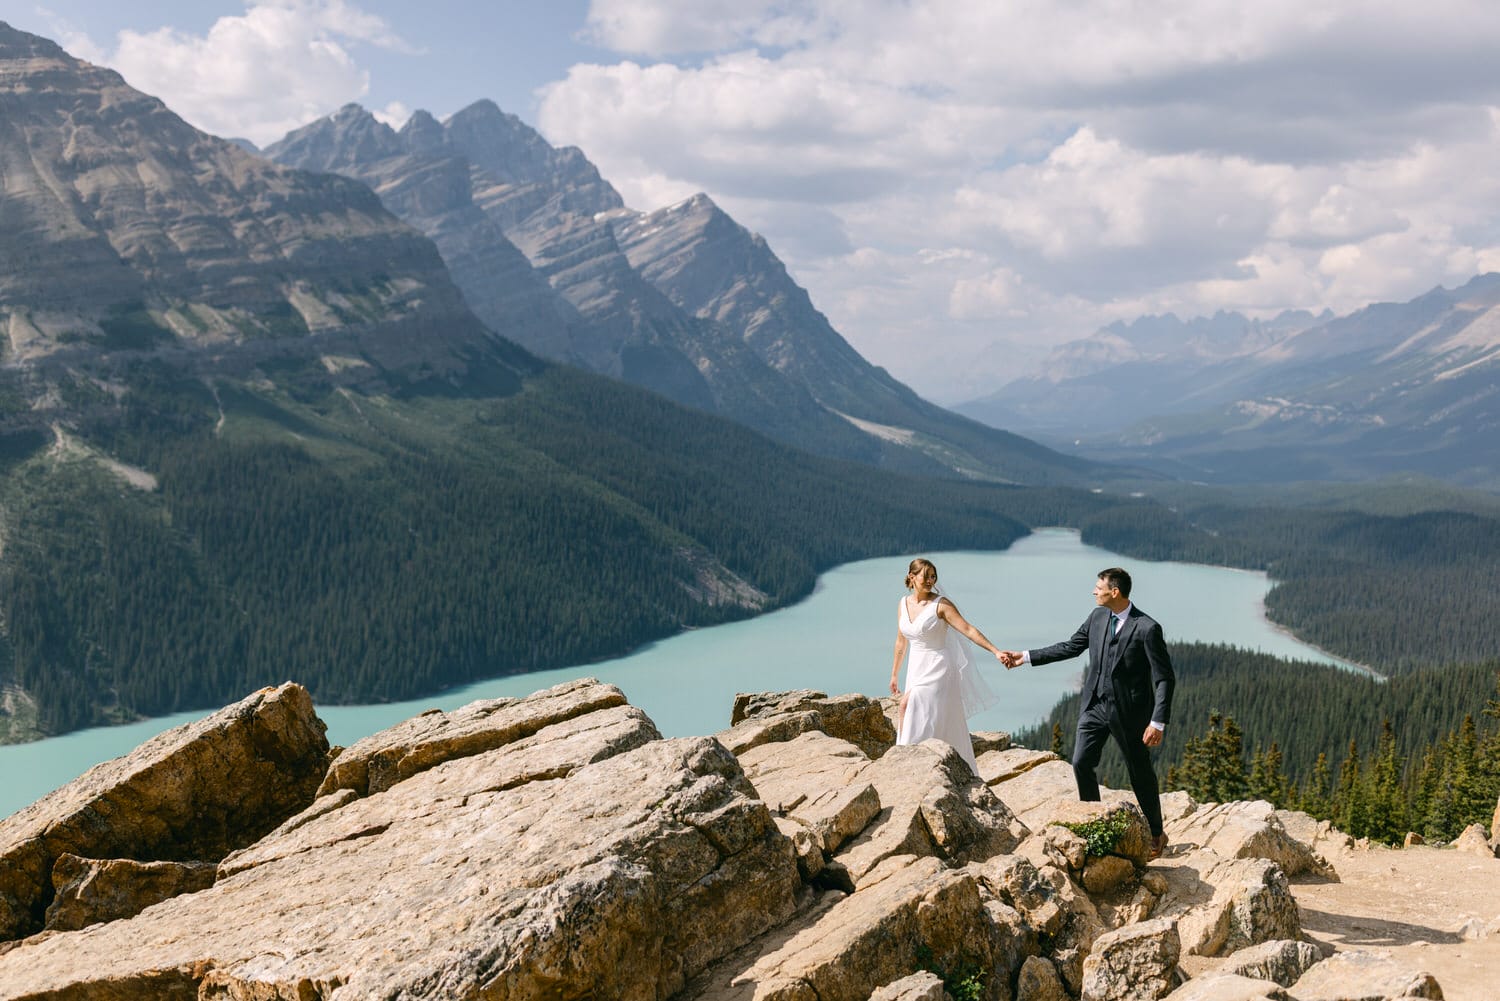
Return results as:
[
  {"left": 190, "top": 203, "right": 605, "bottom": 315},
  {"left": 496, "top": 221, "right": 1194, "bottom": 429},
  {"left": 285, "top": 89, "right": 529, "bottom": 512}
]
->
[
  {"left": 66, "top": 0, "right": 411, "bottom": 146},
  {"left": 539, "top": 0, "right": 1500, "bottom": 396}
]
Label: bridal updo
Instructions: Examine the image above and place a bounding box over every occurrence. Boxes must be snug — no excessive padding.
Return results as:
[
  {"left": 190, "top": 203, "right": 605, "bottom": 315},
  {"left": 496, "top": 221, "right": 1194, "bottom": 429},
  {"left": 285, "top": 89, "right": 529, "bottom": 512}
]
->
[{"left": 904, "top": 558, "right": 938, "bottom": 590}]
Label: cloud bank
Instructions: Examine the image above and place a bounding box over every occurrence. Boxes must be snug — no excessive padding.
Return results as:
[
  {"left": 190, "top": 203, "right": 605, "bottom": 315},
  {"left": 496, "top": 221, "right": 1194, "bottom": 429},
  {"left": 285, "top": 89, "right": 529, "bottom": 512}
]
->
[{"left": 541, "top": 0, "right": 1500, "bottom": 398}]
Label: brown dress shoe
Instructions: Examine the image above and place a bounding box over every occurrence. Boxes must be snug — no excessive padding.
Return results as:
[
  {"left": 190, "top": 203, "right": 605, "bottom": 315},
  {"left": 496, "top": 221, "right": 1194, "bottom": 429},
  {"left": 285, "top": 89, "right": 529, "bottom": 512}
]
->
[{"left": 1149, "top": 833, "right": 1168, "bottom": 859}]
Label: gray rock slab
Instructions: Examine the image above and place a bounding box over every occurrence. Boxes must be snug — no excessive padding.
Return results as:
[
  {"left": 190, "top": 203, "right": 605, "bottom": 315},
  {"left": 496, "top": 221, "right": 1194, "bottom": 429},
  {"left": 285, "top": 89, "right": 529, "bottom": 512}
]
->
[
  {"left": 318, "top": 676, "right": 633, "bottom": 796},
  {"left": 1285, "top": 949, "right": 1443, "bottom": 1000},
  {"left": 0, "top": 683, "right": 327, "bottom": 941},
  {"left": 0, "top": 729, "right": 800, "bottom": 1001}
]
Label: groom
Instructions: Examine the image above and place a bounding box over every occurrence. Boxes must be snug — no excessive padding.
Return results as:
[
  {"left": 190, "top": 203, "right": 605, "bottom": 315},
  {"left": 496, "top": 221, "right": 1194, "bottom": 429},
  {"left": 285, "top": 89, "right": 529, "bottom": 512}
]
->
[{"left": 1001, "top": 567, "right": 1176, "bottom": 858}]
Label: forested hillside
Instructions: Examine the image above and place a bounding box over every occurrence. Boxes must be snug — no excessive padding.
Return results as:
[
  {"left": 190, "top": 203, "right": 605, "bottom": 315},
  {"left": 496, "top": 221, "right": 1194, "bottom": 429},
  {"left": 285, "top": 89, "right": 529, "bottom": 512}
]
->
[{"left": 0, "top": 363, "right": 1038, "bottom": 739}]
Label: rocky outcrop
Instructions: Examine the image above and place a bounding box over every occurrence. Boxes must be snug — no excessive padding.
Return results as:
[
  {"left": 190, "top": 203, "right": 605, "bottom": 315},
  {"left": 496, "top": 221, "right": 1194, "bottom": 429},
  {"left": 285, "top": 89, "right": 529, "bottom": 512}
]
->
[
  {"left": 0, "top": 688, "right": 794, "bottom": 1000},
  {"left": 0, "top": 686, "right": 1461, "bottom": 1001},
  {"left": 689, "top": 856, "right": 999, "bottom": 1001},
  {"left": 0, "top": 682, "right": 327, "bottom": 941},
  {"left": 729, "top": 690, "right": 898, "bottom": 759},
  {"left": 317, "top": 676, "right": 636, "bottom": 796},
  {"left": 1165, "top": 801, "right": 1335, "bottom": 879}
]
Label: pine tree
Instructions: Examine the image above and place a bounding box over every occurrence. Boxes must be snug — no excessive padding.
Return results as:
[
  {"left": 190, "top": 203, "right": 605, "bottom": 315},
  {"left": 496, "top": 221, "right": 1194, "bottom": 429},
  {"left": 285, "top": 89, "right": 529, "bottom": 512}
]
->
[
  {"left": 1050, "top": 722, "right": 1065, "bottom": 757},
  {"left": 1334, "top": 740, "right": 1368, "bottom": 838},
  {"left": 1363, "top": 719, "right": 1407, "bottom": 845},
  {"left": 1299, "top": 752, "right": 1333, "bottom": 819},
  {"left": 1171, "top": 711, "right": 1249, "bottom": 803},
  {"left": 1249, "top": 741, "right": 1289, "bottom": 807}
]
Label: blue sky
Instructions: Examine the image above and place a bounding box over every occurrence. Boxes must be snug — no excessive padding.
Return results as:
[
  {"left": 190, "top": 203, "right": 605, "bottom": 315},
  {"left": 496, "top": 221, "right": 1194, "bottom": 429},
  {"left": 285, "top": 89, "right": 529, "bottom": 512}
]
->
[{"left": 9, "top": 2, "right": 1500, "bottom": 401}]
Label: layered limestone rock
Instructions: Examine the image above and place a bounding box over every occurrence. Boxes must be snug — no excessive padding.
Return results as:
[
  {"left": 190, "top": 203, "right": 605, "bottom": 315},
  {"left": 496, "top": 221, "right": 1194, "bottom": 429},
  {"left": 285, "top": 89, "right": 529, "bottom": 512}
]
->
[
  {"left": 729, "top": 690, "right": 898, "bottom": 759},
  {"left": 738, "top": 730, "right": 1027, "bottom": 887},
  {"left": 0, "top": 682, "right": 328, "bottom": 941},
  {"left": 317, "top": 676, "right": 633, "bottom": 796},
  {"left": 0, "top": 713, "right": 797, "bottom": 999},
  {"left": 0, "top": 687, "right": 1465, "bottom": 1001},
  {"left": 688, "top": 856, "right": 1003, "bottom": 1001},
  {"left": 0, "top": 24, "right": 507, "bottom": 390},
  {"left": 1164, "top": 800, "right": 1335, "bottom": 879},
  {"left": 1159, "top": 854, "right": 1302, "bottom": 957}
]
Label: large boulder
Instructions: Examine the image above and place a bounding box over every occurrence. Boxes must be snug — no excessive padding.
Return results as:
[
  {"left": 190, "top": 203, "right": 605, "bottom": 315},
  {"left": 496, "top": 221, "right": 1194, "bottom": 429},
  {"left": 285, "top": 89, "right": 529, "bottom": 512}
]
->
[
  {"left": 0, "top": 698, "right": 799, "bottom": 1001},
  {"left": 0, "top": 683, "right": 328, "bottom": 941},
  {"left": 318, "top": 676, "right": 630, "bottom": 796},
  {"left": 689, "top": 855, "right": 1000, "bottom": 1001},
  {"left": 737, "top": 732, "right": 1027, "bottom": 887},
  {"left": 1284, "top": 949, "right": 1442, "bottom": 1000},
  {"left": 1166, "top": 801, "right": 1335, "bottom": 879},
  {"left": 1079, "top": 916, "right": 1183, "bottom": 1001},
  {"left": 1163, "top": 855, "right": 1302, "bottom": 957},
  {"left": 1453, "top": 822, "right": 1496, "bottom": 859},
  {"left": 1222, "top": 939, "right": 1324, "bottom": 987},
  {"left": 730, "top": 691, "right": 897, "bottom": 759},
  {"left": 837, "top": 741, "right": 1028, "bottom": 883}
]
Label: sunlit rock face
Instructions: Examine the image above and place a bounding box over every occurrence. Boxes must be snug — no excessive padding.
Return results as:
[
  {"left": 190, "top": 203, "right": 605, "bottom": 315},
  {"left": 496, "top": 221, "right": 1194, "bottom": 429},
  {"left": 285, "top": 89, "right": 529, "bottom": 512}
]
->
[{"left": 0, "top": 21, "right": 516, "bottom": 399}]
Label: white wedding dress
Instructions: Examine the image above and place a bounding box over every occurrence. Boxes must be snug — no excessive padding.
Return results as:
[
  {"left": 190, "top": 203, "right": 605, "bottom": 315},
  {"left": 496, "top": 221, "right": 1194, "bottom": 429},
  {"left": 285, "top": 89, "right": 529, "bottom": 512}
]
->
[{"left": 896, "top": 597, "right": 994, "bottom": 774}]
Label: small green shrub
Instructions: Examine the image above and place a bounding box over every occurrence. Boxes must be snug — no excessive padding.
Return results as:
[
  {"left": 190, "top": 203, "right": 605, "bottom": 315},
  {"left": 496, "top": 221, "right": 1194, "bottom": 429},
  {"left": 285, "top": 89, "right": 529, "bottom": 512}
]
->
[{"left": 1059, "top": 810, "right": 1133, "bottom": 856}]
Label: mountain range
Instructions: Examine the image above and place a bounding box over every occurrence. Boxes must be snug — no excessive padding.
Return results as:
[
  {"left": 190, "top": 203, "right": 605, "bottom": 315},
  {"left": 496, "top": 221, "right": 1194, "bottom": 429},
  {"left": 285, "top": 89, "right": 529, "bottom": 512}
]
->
[
  {"left": 0, "top": 20, "right": 1090, "bottom": 741},
  {"left": 263, "top": 102, "right": 1091, "bottom": 484},
  {"left": 959, "top": 278, "right": 1500, "bottom": 487}
]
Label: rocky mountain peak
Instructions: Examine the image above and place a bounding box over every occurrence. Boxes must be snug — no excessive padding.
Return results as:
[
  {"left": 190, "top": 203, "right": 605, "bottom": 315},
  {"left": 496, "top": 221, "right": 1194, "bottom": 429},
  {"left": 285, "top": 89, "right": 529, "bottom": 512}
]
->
[
  {"left": 264, "top": 102, "right": 402, "bottom": 172},
  {"left": 0, "top": 20, "right": 65, "bottom": 59},
  {"left": 441, "top": 98, "right": 624, "bottom": 215},
  {"left": 399, "top": 108, "right": 444, "bottom": 154}
]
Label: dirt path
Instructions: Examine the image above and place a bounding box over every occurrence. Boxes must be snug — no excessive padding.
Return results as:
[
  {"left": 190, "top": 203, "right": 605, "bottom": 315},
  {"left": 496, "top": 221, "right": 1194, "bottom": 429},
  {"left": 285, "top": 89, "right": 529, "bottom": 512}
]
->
[{"left": 1290, "top": 840, "right": 1500, "bottom": 1001}]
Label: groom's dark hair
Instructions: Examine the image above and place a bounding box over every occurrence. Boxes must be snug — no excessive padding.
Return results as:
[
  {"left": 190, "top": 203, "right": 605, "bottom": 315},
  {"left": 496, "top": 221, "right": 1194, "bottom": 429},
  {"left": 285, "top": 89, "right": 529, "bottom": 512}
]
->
[{"left": 1098, "top": 567, "right": 1132, "bottom": 598}]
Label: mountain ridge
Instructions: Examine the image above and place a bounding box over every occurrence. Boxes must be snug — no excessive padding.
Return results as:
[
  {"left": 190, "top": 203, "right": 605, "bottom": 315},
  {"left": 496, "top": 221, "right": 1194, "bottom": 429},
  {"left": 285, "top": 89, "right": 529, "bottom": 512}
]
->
[
  {"left": 266, "top": 100, "right": 1102, "bottom": 485},
  {"left": 958, "top": 276, "right": 1500, "bottom": 487}
]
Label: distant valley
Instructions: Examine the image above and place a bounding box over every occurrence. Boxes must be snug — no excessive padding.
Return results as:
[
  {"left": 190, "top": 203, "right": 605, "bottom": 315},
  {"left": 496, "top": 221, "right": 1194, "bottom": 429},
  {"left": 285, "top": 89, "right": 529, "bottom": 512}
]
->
[{"left": 959, "top": 276, "right": 1500, "bottom": 488}]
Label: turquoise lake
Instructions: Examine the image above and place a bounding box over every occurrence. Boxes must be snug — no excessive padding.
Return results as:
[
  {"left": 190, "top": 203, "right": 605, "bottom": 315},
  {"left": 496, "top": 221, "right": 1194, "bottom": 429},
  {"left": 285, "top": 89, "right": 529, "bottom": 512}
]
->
[{"left": 0, "top": 529, "right": 1363, "bottom": 819}]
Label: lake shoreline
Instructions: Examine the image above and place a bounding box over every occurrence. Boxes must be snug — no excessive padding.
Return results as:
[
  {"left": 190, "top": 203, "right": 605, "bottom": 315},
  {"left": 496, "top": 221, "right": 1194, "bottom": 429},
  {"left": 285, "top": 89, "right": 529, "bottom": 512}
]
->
[{"left": 0, "top": 530, "right": 1388, "bottom": 819}]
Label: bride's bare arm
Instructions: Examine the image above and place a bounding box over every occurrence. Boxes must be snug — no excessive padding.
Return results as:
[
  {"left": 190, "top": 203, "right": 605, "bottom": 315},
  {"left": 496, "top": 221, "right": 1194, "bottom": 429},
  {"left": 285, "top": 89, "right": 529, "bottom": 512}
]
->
[
  {"left": 937, "top": 599, "right": 1004, "bottom": 659},
  {"left": 890, "top": 631, "right": 908, "bottom": 695}
]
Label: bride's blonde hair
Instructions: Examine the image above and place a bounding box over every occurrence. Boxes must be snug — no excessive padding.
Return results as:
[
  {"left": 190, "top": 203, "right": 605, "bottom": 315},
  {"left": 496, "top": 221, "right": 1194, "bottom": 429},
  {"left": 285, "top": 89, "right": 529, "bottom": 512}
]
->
[{"left": 904, "top": 558, "right": 938, "bottom": 590}]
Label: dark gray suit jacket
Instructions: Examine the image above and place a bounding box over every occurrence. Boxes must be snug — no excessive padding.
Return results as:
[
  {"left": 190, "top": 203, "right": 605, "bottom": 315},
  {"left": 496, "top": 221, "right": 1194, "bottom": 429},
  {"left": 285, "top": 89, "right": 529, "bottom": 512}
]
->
[{"left": 1030, "top": 605, "right": 1176, "bottom": 730}]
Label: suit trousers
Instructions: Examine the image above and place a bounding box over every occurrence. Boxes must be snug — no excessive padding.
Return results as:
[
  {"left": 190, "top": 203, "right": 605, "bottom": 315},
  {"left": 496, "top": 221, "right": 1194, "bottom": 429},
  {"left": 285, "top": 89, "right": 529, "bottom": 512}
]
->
[{"left": 1072, "top": 697, "right": 1164, "bottom": 836}]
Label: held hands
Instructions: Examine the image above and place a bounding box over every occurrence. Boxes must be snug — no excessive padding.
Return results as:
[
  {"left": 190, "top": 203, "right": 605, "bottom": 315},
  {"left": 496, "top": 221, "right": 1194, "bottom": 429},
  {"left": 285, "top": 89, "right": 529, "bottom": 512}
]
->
[{"left": 998, "top": 650, "right": 1023, "bottom": 669}]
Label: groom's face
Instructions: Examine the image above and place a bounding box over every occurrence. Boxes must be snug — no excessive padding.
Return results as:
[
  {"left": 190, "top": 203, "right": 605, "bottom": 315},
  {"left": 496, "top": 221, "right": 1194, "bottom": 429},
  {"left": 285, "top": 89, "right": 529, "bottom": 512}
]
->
[{"left": 1093, "top": 577, "right": 1118, "bottom": 606}]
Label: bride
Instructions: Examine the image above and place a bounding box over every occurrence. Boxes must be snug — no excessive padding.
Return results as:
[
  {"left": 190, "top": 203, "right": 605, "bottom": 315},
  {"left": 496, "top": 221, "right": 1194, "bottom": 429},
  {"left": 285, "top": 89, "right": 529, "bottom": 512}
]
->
[{"left": 889, "top": 558, "right": 1008, "bottom": 774}]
